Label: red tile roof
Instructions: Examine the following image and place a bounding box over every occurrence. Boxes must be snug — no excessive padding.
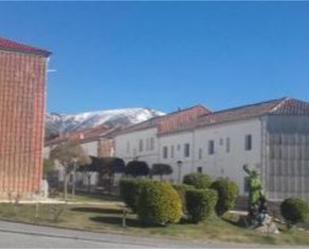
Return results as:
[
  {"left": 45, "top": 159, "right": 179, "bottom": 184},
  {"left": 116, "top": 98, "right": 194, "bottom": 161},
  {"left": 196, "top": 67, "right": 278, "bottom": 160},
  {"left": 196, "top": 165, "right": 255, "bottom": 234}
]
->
[
  {"left": 161, "top": 97, "right": 309, "bottom": 135},
  {"left": 270, "top": 98, "right": 309, "bottom": 115},
  {"left": 0, "top": 37, "right": 51, "bottom": 57},
  {"left": 45, "top": 125, "right": 122, "bottom": 146},
  {"left": 117, "top": 105, "right": 211, "bottom": 135}
]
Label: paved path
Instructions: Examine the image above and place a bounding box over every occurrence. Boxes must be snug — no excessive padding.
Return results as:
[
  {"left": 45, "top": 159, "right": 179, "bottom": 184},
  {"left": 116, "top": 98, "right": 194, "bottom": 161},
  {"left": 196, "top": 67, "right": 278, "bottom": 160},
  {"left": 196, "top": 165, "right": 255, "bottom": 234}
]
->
[
  {"left": 0, "top": 220, "right": 291, "bottom": 248},
  {"left": 0, "top": 220, "right": 215, "bottom": 248}
]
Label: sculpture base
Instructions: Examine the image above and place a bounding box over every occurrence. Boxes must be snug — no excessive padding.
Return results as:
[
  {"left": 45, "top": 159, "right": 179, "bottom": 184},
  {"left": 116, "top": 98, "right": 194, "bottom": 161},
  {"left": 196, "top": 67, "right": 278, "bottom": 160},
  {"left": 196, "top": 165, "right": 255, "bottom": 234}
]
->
[{"left": 254, "top": 222, "right": 280, "bottom": 234}]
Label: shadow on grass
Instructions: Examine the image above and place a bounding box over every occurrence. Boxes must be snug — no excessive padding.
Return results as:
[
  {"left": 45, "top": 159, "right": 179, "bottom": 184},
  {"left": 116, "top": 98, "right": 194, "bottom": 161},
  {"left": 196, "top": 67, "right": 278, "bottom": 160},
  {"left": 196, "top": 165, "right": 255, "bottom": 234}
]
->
[
  {"left": 222, "top": 213, "right": 248, "bottom": 228},
  {"left": 71, "top": 207, "right": 123, "bottom": 214},
  {"left": 90, "top": 216, "right": 171, "bottom": 229},
  {"left": 90, "top": 216, "right": 142, "bottom": 227}
]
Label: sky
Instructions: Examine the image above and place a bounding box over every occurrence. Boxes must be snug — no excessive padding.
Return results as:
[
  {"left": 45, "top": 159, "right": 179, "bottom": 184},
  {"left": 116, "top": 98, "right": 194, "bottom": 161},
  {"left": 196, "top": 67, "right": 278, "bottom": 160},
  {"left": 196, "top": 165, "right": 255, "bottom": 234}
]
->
[{"left": 0, "top": 2, "right": 309, "bottom": 114}]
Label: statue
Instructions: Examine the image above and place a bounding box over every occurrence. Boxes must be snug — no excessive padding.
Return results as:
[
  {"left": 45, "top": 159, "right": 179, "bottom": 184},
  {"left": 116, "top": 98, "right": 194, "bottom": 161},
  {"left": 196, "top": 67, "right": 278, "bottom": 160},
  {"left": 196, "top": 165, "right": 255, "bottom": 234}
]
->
[
  {"left": 243, "top": 165, "right": 279, "bottom": 234},
  {"left": 243, "top": 165, "right": 266, "bottom": 226}
]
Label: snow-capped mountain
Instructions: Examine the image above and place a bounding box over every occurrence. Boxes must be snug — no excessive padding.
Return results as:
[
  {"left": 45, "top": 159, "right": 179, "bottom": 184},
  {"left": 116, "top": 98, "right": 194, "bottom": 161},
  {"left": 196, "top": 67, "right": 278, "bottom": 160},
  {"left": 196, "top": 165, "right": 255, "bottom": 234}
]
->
[{"left": 46, "top": 108, "right": 164, "bottom": 135}]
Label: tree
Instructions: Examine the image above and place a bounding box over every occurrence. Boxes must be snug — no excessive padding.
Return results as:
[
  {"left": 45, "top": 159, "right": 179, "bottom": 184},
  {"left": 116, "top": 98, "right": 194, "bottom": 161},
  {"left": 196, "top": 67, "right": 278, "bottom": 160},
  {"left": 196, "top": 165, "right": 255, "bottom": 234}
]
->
[
  {"left": 151, "top": 163, "right": 173, "bottom": 181},
  {"left": 125, "top": 161, "right": 149, "bottom": 177},
  {"left": 43, "top": 159, "right": 55, "bottom": 177},
  {"left": 78, "top": 156, "right": 101, "bottom": 193},
  {"left": 49, "top": 141, "right": 91, "bottom": 200},
  {"left": 78, "top": 156, "right": 125, "bottom": 193}
]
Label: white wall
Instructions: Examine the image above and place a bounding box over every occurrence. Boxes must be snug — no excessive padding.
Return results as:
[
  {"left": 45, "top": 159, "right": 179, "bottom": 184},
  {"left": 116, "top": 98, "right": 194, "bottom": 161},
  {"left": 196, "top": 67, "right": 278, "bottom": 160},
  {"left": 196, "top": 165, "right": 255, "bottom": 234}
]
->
[
  {"left": 114, "top": 118, "right": 262, "bottom": 194},
  {"left": 159, "top": 132, "right": 194, "bottom": 183},
  {"left": 115, "top": 128, "right": 158, "bottom": 166},
  {"left": 43, "top": 146, "right": 50, "bottom": 159},
  {"left": 194, "top": 118, "right": 262, "bottom": 195},
  {"left": 80, "top": 141, "right": 98, "bottom": 157}
]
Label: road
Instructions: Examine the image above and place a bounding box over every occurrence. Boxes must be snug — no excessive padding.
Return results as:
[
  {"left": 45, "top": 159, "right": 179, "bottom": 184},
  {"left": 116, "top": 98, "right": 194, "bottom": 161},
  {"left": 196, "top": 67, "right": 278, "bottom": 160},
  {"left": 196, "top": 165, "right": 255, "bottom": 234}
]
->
[
  {"left": 0, "top": 220, "right": 277, "bottom": 248},
  {"left": 0, "top": 220, "right": 218, "bottom": 248}
]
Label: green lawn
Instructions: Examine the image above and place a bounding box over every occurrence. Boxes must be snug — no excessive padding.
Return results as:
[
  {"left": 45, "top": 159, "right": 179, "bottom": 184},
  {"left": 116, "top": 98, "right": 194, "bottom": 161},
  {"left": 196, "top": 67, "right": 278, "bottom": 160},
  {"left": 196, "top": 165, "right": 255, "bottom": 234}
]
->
[
  {"left": 54, "top": 192, "right": 121, "bottom": 203},
  {"left": 0, "top": 201, "right": 309, "bottom": 246}
]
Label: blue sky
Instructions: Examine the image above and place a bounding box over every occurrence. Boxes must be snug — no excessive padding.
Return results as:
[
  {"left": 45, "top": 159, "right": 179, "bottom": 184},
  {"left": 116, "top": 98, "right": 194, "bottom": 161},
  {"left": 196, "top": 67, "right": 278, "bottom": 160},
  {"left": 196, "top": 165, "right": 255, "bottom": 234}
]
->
[{"left": 0, "top": 2, "right": 309, "bottom": 114}]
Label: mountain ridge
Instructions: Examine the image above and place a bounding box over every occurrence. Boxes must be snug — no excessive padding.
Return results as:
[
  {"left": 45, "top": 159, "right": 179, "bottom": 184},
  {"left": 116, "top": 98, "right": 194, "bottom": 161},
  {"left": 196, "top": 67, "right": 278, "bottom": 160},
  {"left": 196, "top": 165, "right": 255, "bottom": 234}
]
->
[{"left": 45, "top": 107, "right": 165, "bottom": 138}]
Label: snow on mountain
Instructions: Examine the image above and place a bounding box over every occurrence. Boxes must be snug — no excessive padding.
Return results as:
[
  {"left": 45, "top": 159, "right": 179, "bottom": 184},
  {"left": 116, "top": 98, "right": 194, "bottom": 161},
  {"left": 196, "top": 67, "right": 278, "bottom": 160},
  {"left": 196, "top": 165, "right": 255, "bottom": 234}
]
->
[{"left": 46, "top": 108, "right": 165, "bottom": 135}]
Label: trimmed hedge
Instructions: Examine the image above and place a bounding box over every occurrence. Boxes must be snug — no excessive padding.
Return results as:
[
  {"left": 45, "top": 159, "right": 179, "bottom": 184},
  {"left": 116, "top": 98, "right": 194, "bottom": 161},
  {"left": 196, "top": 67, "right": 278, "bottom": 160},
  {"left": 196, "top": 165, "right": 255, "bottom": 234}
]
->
[
  {"left": 172, "top": 184, "right": 195, "bottom": 214},
  {"left": 186, "top": 188, "right": 218, "bottom": 223},
  {"left": 211, "top": 178, "right": 239, "bottom": 216},
  {"left": 137, "top": 181, "right": 182, "bottom": 226},
  {"left": 183, "top": 173, "right": 212, "bottom": 189},
  {"left": 119, "top": 178, "right": 149, "bottom": 212},
  {"left": 280, "top": 198, "right": 309, "bottom": 227}
]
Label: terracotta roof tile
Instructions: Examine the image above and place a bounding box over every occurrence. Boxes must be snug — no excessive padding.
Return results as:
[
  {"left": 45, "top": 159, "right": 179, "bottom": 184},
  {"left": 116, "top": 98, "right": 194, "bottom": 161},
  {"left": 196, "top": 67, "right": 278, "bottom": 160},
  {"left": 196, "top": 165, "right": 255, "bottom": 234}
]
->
[
  {"left": 0, "top": 37, "right": 51, "bottom": 57},
  {"left": 117, "top": 105, "right": 210, "bottom": 135},
  {"left": 161, "top": 97, "right": 309, "bottom": 135}
]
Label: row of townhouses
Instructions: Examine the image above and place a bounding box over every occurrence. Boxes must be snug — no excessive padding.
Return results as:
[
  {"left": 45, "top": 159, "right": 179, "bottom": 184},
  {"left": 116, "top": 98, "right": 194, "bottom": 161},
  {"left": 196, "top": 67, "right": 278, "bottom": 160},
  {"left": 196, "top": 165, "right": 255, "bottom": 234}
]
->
[
  {"left": 114, "top": 98, "right": 309, "bottom": 201},
  {"left": 45, "top": 97, "right": 309, "bottom": 201}
]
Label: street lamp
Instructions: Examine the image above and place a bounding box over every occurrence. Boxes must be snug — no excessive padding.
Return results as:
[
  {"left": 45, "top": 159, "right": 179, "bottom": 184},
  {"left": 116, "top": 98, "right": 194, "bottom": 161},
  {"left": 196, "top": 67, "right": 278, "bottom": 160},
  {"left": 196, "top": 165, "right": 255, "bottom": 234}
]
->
[{"left": 177, "top": 160, "right": 183, "bottom": 184}]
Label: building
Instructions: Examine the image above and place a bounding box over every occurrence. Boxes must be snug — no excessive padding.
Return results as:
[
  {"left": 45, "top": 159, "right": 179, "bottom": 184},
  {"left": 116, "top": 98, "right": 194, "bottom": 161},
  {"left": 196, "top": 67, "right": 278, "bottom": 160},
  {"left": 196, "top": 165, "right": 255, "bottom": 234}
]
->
[
  {"left": 114, "top": 98, "right": 309, "bottom": 201},
  {"left": 0, "top": 37, "right": 51, "bottom": 198},
  {"left": 115, "top": 105, "right": 210, "bottom": 167},
  {"left": 44, "top": 125, "right": 122, "bottom": 189},
  {"left": 44, "top": 125, "right": 119, "bottom": 159}
]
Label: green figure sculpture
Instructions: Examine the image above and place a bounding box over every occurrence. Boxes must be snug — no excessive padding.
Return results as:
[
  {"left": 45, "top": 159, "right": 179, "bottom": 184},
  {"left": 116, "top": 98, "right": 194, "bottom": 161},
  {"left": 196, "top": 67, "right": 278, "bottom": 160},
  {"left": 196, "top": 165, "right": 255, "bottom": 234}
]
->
[{"left": 243, "top": 165, "right": 267, "bottom": 225}]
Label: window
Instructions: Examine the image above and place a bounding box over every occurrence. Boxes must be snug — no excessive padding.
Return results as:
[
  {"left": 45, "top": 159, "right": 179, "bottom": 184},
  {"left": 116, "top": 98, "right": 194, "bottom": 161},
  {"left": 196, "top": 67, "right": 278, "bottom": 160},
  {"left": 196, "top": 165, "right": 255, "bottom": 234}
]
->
[
  {"left": 171, "top": 145, "right": 175, "bottom": 158},
  {"left": 184, "top": 143, "right": 190, "bottom": 157},
  {"left": 226, "top": 137, "right": 230, "bottom": 153},
  {"left": 244, "top": 176, "right": 250, "bottom": 193},
  {"left": 150, "top": 137, "right": 155, "bottom": 150},
  {"left": 219, "top": 138, "right": 224, "bottom": 146},
  {"left": 163, "top": 146, "right": 168, "bottom": 159},
  {"left": 139, "top": 139, "right": 144, "bottom": 152},
  {"left": 145, "top": 138, "right": 150, "bottom": 151},
  {"left": 197, "top": 167, "right": 203, "bottom": 173},
  {"left": 208, "top": 140, "right": 215, "bottom": 155},
  {"left": 198, "top": 148, "right": 203, "bottom": 160},
  {"left": 177, "top": 144, "right": 181, "bottom": 151},
  {"left": 245, "top": 134, "right": 252, "bottom": 151}
]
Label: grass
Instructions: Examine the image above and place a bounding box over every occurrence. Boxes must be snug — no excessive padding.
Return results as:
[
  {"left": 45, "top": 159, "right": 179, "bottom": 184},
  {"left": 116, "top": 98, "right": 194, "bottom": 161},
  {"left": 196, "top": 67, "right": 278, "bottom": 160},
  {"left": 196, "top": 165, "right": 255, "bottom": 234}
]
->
[
  {"left": 54, "top": 192, "right": 121, "bottom": 203},
  {"left": 0, "top": 201, "right": 309, "bottom": 246}
]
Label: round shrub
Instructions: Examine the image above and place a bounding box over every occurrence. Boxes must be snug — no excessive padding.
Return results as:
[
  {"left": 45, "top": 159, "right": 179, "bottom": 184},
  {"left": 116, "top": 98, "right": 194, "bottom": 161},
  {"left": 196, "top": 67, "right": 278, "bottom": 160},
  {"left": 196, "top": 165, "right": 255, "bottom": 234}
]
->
[
  {"left": 172, "top": 184, "right": 195, "bottom": 214},
  {"left": 211, "top": 178, "right": 239, "bottom": 216},
  {"left": 151, "top": 163, "right": 173, "bottom": 180},
  {"left": 119, "top": 178, "right": 149, "bottom": 212},
  {"left": 137, "top": 181, "right": 182, "bottom": 226},
  {"left": 186, "top": 188, "right": 218, "bottom": 223},
  {"left": 125, "top": 161, "right": 150, "bottom": 177},
  {"left": 280, "top": 198, "right": 309, "bottom": 227},
  {"left": 183, "top": 173, "right": 212, "bottom": 189}
]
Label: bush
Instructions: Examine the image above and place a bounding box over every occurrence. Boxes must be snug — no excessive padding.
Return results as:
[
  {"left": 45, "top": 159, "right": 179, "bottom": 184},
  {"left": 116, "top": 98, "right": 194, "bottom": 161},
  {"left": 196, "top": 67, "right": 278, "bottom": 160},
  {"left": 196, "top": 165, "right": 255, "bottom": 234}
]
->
[
  {"left": 210, "top": 178, "right": 239, "bottom": 216},
  {"left": 119, "top": 178, "right": 149, "bottom": 212},
  {"left": 151, "top": 163, "right": 173, "bottom": 180},
  {"left": 186, "top": 188, "right": 218, "bottom": 223},
  {"left": 125, "top": 161, "right": 150, "bottom": 177},
  {"left": 172, "top": 184, "right": 194, "bottom": 214},
  {"left": 137, "top": 181, "right": 182, "bottom": 226},
  {"left": 280, "top": 198, "right": 309, "bottom": 227},
  {"left": 183, "top": 173, "right": 212, "bottom": 189}
]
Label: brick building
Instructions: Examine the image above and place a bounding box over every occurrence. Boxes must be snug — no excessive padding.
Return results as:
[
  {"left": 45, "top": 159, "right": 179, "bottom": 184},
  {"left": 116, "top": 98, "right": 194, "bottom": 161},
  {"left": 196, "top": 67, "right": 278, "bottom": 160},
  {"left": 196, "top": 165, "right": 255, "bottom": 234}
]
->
[{"left": 0, "top": 37, "right": 51, "bottom": 198}]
